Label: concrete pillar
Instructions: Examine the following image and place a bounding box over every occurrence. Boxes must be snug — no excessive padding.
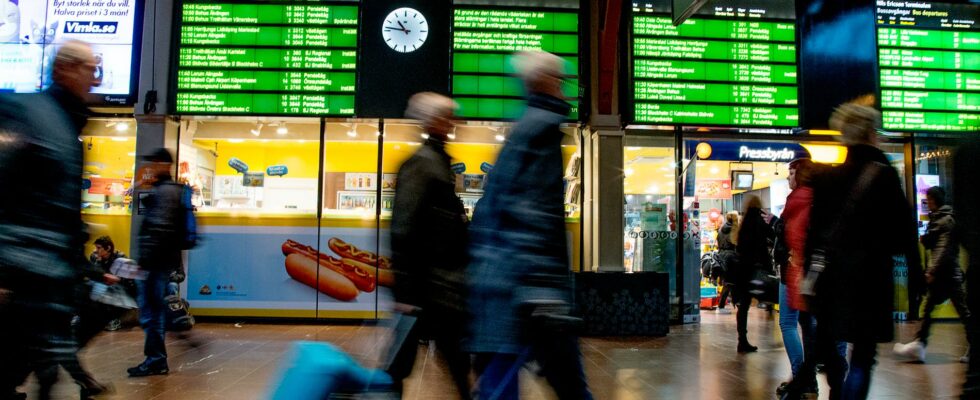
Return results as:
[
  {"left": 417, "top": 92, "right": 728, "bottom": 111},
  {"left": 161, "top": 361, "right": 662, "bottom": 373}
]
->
[{"left": 591, "top": 115, "right": 625, "bottom": 272}]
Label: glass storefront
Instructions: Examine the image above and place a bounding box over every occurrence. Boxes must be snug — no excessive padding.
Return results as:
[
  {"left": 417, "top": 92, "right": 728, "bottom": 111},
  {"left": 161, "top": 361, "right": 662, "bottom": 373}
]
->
[
  {"left": 174, "top": 116, "right": 582, "bottom": 318},
  {"left": 81, "top": 117, "right": 137, "bottom": 256}
]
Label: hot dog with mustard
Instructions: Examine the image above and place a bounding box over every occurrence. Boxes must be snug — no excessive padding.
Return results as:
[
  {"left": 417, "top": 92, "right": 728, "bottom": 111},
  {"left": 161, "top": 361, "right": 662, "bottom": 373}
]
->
[
  {"left": 328, "top": 237, "right": 393, "bottom": 270},
  {"left": 284, "top": 253, "right": 359, "bottom": 301},
  {"left": 281, "top": 239, "right": 376, "bottom": 292}
]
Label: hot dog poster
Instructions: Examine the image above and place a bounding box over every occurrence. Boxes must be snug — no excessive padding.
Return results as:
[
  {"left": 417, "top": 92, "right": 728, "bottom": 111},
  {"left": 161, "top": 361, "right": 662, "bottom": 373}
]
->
[{"left": 186, "top": 225, "right": 393, "bottom": 315}]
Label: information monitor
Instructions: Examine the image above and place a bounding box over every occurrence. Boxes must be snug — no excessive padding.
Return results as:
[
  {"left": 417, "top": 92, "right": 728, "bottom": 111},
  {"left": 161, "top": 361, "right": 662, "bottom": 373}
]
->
[
  {"left": 876, "top": 1, "right": 979, "bottom": 132},
  {"left": 172, "top": 0, "right": 358, "bottom": 116},
  {"left": 451, "top": 8, "right": 581, "bottom": 120},
  {"left": 629, "top": 0, "right": 799, "bottom": 128}
]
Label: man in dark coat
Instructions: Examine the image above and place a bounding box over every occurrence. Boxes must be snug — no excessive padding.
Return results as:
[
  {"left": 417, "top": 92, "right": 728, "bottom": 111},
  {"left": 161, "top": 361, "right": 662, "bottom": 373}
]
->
[
  {"left": 0, "top": 40, "right": 99, "bottom": 400},
  {"left": 387, "top": 92, "right": 471, "bottom": 399},
  {"left": 957, "top": 140, "right": 980, "bottom": 399},
  {"left": 894, "top": 186, "right": 969, "bottom": 362},
  {"left": 802, "top": 104, "right": 922, "bottom": 400},
  {"left": 128, "top": 148, "right": 184, "bottom": 377},
  {"left": 466, "top": 51, "right": 592, "bottom": 400}
]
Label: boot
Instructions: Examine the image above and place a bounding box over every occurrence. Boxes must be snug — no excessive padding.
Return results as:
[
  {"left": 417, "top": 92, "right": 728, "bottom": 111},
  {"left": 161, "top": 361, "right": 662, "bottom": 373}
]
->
[{"left": 737, "top": 338, "right": 758, "bottom": 353}]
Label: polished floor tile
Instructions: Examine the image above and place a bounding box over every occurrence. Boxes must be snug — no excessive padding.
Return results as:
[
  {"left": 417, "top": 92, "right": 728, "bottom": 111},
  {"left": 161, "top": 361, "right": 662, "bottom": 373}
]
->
[{"left": 17, "top": 307, "right": 967, "bottom": 399}]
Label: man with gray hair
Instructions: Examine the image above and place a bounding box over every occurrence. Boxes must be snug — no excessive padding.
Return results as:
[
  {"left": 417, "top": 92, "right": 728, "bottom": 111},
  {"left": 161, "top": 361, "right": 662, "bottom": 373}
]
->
[
  {"left": 387, "top": 92, "right": 471, "bottom": 399},
  {"left": 0, "top": 40, "right": 101, "bottom": 399},
  {"left": 798, "top": 103, "right": 921, "bottom": 400},
  {"left": 466, "top": 50, "right": 592, "bottom": 399}
]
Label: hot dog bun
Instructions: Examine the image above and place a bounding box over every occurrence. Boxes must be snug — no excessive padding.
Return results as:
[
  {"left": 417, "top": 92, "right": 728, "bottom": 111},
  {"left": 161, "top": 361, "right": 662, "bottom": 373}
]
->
[
  {"left": 284, "top": 253, "right": 358, "bottom": 301},
  {"left": 281, "top": 240, "right": 376, "bottom": 292},
  {"left": 342, "top": 258, "right": 395, "bottom": 288},
  {"left": 328, "top": 237, "right": 393, "bottom": 269}
]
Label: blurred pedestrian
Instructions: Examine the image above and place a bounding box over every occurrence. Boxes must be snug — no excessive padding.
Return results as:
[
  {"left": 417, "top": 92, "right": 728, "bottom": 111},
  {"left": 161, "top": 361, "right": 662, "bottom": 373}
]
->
[
  {"left": 894, "top": 186, "right": 970, "bottom": 362},
  {"left": 733, "top": 195, "right": 776, "bottom": 353},
  {"left": 467, "top": 50, "right": 592, "bottom": 400},
  {"left": 717, "top": 211, "right": 739, "bottom": 310},
  {"left": 804, "top": 104, "right": 921, "bottom": 399},
  {"left": 387, "top": 92, "right": 471, "bottom": 399},
  {"left": 956, "top": 141, "right": 980, "bottom": 399},
  {"left": 777, "top": 158, "right": 820, "bottom": 399},
  {"left": 0, "top": 40, "right": 99, "bottom": 400},
  {"left": 128, "top": 148, "right": 183, "bottom": 378}
]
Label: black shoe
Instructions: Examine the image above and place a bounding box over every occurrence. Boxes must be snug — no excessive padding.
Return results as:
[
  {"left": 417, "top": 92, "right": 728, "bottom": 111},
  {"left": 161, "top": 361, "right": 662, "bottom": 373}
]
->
[
  {"left": 127, "top": 363, "right": 169, "bottom": 378},
  {"left": 737, "top": 341, "right": 758, "bottom": 353}
]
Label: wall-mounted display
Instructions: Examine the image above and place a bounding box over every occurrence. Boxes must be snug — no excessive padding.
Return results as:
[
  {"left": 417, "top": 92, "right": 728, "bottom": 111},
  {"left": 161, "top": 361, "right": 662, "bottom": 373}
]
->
[
  {"left": 0, "top": 0, "right": 143, "bottom": 104},
  {"left": 876, "top": 2, "right": 979, "bottom": 132},
  {"left": 451, "top": 7, "right": 580, "bottom": 120},
  {"left": 172, "top": 0, "right": 358, "bottom": 116},
  {"left": 628, "top": 0, "right": 799, "bottom": 127}
]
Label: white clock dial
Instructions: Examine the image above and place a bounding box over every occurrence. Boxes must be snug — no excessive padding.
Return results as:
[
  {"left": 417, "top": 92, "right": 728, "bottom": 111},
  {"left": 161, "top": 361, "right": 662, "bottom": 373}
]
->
[{"left": 381, "top": 7, "right": 428, "bottom": 53}]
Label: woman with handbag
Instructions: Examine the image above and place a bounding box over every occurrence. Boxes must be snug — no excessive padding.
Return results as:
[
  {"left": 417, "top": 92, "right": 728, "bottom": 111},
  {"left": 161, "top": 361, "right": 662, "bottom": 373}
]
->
[{"left": 733, "top": 195, "right": 776, "bottom": 353}]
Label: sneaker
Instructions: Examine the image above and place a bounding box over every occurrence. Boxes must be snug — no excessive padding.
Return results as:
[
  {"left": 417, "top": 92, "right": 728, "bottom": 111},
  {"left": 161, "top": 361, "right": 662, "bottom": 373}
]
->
[
  {"left": 127, "top": 363, "right": 169, "bottom": 377},
  {"left": 892, "top": 340, "right": 926, "bottom": 363}
]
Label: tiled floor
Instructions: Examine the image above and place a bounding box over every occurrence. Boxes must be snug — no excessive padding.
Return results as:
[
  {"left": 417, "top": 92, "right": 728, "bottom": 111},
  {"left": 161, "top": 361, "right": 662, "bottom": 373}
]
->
[{"left": 20, "top": 307, "right": 967, "bottom": 399}]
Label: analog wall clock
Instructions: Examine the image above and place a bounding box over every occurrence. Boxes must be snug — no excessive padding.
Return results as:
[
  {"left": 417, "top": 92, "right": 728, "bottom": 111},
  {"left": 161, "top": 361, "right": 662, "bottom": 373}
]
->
[{"left": 382, "top": 7, "right": 428, "bottom": 53}]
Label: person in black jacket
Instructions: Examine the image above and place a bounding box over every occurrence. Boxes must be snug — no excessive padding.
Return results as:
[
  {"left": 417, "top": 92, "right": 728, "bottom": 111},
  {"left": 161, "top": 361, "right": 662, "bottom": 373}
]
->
[
  {"left": 894, "top": 186, "right": 970, "bottom": 362},
  {"left": 733, "top": 195, "right": 775, "bottom": 353},
  {"left": 387, "top": 92, "right": 471, "bottom": 399},
  {"left": 956, "top": 140, "right": 980, "bottom": 398},
  {"left": 800, "top": 104, "right": 922, "bottom": 400},
  {"left": 717, "top": 212, "right": 739, "bottom": 309},
  {"left": 128, "top": 148, "right": 183, "bottom": 378},
  {"left": 0, "top": 40, "right": 99, "bottom": 400}
]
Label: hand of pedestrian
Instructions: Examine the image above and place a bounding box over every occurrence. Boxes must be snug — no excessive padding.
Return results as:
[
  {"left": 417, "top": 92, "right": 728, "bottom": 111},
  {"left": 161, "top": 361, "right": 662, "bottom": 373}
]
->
[
  {"left": 0, "top": 287, "right": 11, "bottom": 306},
  {"left": 925, "top": 273, "right": 934, "bottom": 285},
  {"left": 104, "top": 273, "right": 121, "bottom": 285},
  {"left": 761, "top": 210, "right": 774, "bottom": 224}
]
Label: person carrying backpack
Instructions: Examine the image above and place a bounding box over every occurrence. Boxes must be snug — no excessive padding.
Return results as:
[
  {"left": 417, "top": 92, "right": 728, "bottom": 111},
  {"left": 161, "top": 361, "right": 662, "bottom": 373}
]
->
[{"left": 129, "top": 148, "right": 195, "bottom": 377}]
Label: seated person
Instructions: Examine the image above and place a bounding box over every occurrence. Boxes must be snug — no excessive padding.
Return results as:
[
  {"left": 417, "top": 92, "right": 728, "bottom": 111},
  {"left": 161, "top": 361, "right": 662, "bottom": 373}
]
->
[{"left": 90, "top": 236, "right": 137, "bottom": 330}]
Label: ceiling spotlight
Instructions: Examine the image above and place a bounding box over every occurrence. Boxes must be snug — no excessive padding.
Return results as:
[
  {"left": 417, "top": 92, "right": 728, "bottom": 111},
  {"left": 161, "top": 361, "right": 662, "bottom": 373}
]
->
[
  {"left": 447, "top": 133, "right": 456, "bottom": 140},
  {"left": 495, "top": 134, "right": 505, "bottom": 142},
  {"left": 375, "top": 131, "right": 382, "bottom": 137},
  {"left": 420, "top": 133, "right": 430, "bottom": 140},
  {"left": 111, "top": 137, "right": 128, "bottom": 142},
  {"left": 710, "top": 167, "right": 719, "bottom": 174},
  {"left": 625, "top": 168, "right": 634, "bottom": 176},
  {"left": 115, "top": 122, "right": 129, "bottom": 132},
  {"left": 347, "top": 130, "right": 358, "bottom": 138},
  {"left": 646, "top": 185, "right": 660, "bottom": 193},
  {"left": 250, "top": 123, "right": 264, "bottom": 136},
  {"left": 276, "top": 124, "right": 288, "bottom": 135}
]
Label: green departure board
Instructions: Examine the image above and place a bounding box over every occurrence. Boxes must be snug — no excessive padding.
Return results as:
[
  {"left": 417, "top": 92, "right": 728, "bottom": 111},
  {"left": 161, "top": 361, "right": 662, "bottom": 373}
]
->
[
  {"left": 629, "top": 1, "right": 799, "bottom": 127},
  {"left": 451, "top": 8, "right": 580, "bottom": 120},
  {"left": 876, "top": 2, "right": 979, "bottom": 132},
  {"left": 173, "top": 1, "right": 358, "bottom": 116}
]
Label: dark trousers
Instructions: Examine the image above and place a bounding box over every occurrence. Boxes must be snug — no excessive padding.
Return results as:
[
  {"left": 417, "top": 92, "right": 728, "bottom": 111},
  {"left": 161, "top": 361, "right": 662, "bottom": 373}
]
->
[
  {"left": 137, "top": 271, "right": 169, "bottom": 368},
  {"left": 735, "top": 289, "right": 753, "bottom": 341},
  {"left": 842, "top": 342, "right": 877, "bottom": 400},
  {"left": 719, "top": 283, "right": 733, "bottom": 308},
  {"left": 474, "top": 334, "right": 592, "bottom": 400},
  {"left": 0, "top": 303, "right": 75, "bottom": 400},
  {"left": 61, "top": 302, "right": 122, "bottom": 386},
  {"left": 386, "top": 311, "right": 471, "bottom": 399},
  {"left": 799, "top": 311, "right": 849, "bottom": 400},
  {"left": 918, "top": 279, "right": 971, "bottom": 345},
  {"left": 963, "top": 258, "right": 980, "bottom": 399}
]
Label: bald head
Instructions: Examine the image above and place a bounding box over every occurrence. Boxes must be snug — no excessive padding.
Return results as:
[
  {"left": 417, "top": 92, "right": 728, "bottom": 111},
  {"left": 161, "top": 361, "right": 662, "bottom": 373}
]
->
[
  {"left": 52, "top": 40, "right": 97, "bottom": 99},
  {"left": 512, "top": 50, "right": 566, "bottom": 98}
]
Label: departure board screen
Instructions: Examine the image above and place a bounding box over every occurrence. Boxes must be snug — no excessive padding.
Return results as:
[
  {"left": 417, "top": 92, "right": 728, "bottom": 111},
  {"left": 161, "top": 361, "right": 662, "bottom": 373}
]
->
[
  {"left": 876, "top": 2, "right": 979, "bottom": 132},
  {"left": 629, "top": 1, "right": 799, "bottom": 128},
  {"left": 451, "top": 8, "right": 580, "bottom": 120},
  {"left": 172, "top": 1, "right": 358, "bottom": 116}
]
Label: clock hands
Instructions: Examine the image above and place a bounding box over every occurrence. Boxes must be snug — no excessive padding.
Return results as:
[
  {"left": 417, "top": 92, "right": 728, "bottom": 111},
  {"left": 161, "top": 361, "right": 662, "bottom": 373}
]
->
[{"left": 397, "top": 20, "right": 411, "bottom": 35}]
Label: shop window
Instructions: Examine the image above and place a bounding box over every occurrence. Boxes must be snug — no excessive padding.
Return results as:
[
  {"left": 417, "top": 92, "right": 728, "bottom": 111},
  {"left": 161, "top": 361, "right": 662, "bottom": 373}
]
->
[{"left": 81, "top": 118, "right": 136, "bottom": 256}]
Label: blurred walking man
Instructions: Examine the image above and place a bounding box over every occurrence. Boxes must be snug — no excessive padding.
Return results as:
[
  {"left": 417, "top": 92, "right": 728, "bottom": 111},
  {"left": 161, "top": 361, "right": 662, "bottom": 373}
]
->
[
  {"left": 387, "top": 92, "right": 471, "bottom": 399},
  {"left": 956, "top": 141, "right": 980, "bottom": 399},
  {"left": 466, "top": 51, "right": 593, "bottom": 400},
  {"left": 804, "top": 104, "right": 921, "bottom": 400},
  {"left": 0, "top": 40, "right": 98, "bottom": 400}
]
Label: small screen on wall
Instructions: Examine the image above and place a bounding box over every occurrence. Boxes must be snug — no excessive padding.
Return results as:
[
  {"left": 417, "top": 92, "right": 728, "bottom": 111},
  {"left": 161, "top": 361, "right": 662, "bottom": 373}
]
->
[
  {"left": 0, "top": 0, "right": 142, "bottom": 104},
  {"left": 629, "top": 0, "right": 799, "bottom": 128},
  {"left": 451, "top": 8, "right": 581, "bottom": 120},
  {"left": 875, "top": 2, "right": 979, "bottom": 132},
  {"left": 172, "top": 0, "right": 359, "bottom": 116}
]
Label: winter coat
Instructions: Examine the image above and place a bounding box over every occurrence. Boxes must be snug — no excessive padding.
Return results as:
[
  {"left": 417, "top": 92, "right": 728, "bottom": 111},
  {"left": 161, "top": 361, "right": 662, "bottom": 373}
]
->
[
  {"left": 954, "top": 142, "right": 980, "bottom": 266},
  {"left": 922, "top": 205, "right": 961, "bottom": 284},
  {"left": 466, "top": 93, "right": 572, "bottom": 355},
  {"left": 808, "top": 144, "right": 922, "bottom": 344},
  {"left": 390, "top": 138, "right": 469, "bottom": 318},
  {"left": 782, "top": 187, "right": 813, "bottom": 311},
  {"left": 0, "top": 85, "right": 89, "bottom": 306},
  {"left": 138, "top": 176, "right": 185, "bottom": 272},
  {"left": 733, "top": 208, "right": 774, "bottom": 286}
]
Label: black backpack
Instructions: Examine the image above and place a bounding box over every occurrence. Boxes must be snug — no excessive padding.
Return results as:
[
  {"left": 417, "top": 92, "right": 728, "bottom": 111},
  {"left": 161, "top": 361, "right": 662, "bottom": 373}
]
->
[{"left": 165, "top": 293, "right": 195, "bottom": 331}]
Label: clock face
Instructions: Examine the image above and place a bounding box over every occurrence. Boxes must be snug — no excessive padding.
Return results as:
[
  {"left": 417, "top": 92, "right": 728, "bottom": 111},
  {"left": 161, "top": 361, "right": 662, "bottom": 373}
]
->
[{"left": 382, "top": 7, "right": 428, "bottom": 53}]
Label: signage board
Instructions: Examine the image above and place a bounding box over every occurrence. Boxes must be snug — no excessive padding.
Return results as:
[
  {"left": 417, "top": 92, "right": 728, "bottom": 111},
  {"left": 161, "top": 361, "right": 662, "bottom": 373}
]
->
[
  {"left": 451, "top": 8, "right": 581, "bottom": 120},
  {"left": 0, "top": 0, "right": 143, "bottom": 104},
  {"left": 875, "top": 1, "right": 979, "bottom": 132},
  {"left": 171, "top": 0, "right": 359, "bottom": 116},
  {"left": 629, "top": 0, "right": 799, "bottom": 128}
]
